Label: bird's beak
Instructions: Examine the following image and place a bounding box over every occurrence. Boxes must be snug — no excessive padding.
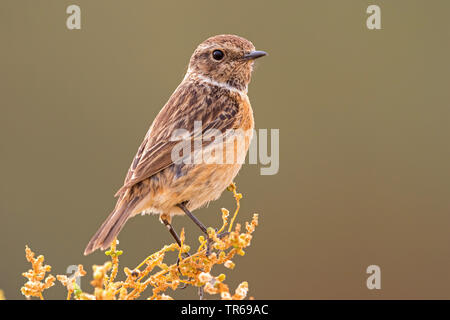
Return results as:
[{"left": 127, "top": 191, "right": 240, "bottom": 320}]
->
[{"left": 243, "top": 50, "right": 268, "bottom": 60}]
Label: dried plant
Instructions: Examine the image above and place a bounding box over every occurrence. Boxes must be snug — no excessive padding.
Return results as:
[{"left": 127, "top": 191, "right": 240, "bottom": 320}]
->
[
  {"left": 21, "top": 183, "right": 258, "bottom": 300},
  {"left": 20, "top": 246, "right": 56, "bottom": 299}
]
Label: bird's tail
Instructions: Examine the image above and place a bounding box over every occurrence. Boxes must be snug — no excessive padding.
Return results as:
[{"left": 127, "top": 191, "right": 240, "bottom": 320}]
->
[{"left": 84, "top": 196, "right": 141, "bottom": 255}]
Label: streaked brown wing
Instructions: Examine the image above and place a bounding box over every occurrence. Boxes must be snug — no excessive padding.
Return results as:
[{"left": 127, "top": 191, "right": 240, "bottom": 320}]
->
[{"left": 115, "top": 82, "right": 240, "bottom": 197}]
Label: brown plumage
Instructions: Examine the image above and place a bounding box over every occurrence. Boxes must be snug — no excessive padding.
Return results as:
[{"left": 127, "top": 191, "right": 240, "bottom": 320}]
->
[{"left": 84, "top": 34, "right": 266, "bottom": 255}]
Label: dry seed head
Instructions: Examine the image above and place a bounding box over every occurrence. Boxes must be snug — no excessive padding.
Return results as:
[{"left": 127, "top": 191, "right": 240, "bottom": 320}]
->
[{"left": 21, "top": 183, "right": 259, "bottom": 300}]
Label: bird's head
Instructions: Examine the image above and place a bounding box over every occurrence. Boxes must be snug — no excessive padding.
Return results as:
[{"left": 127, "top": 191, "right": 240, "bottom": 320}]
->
[{"left": 187, "top": 34, "right": 267, "bottom": 92}]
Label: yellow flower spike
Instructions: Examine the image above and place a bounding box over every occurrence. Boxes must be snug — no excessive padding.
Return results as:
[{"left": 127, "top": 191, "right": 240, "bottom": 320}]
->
[
  {"left": 207, "top": 227, "right": 215, "bottom": 236},
  {"left": 224, "top": 260, "right": 235, "bottom": 269},
  {"left": 217, "top": 274, "right": 226, "bottom": 282},
  {"left": 123, "top": 267, "right": 132, "bottom": 276},
  {"left": 217, "top": 208, "right": 230, "bottom": 234},
  {"left": 159, "top": 263, "right": 168, "bottom": 270},
  {"left": 221, "top": 208, "right": 230, "bottom": 217},
  {"left": 119, "top": 287, "right": 127, "bottom": 300},
  {"left": 228, "top": 185, "right": 242, "bottom": 233}
]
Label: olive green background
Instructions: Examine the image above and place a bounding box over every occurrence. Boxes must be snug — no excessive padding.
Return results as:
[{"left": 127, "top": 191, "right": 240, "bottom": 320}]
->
[{"left": 1, "top": 0, "right": 449, "bottom": 299}]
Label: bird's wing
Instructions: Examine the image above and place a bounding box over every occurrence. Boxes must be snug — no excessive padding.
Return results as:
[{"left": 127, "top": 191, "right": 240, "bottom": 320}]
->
[{"left": 114, "top": 83, "right": 241, "bottom": 197}]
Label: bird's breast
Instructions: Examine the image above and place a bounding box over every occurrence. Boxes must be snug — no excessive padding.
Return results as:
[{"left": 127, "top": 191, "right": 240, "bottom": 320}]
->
[{"left": 238, "top": 94, "right": 254, "bottom": 131}]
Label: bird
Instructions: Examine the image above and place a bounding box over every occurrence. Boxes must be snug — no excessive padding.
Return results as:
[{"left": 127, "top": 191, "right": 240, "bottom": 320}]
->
[{"left": 84, "top": 34, "right": 267, "bottom": 255}]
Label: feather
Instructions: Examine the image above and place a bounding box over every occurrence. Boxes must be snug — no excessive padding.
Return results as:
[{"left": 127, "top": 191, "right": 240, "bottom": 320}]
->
[{"left": 84, "top": 196, "right": 141, "bottom": 255}]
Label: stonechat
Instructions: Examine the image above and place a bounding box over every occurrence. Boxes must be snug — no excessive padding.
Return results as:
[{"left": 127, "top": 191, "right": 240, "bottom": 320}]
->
[{"left": 84, "top": 34, "right": 267, "bottom": 255}]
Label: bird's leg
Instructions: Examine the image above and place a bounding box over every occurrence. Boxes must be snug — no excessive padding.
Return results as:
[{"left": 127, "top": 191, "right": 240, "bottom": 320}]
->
[
  {"left": 177, "top": 202, "right": 216, "bottom": 255},
  {"left": 161, "top": 217, "right": 191, "bottom": 260},
  {"left": 161, "top": 217, "right": 183, "bottom": 247},
  {"left": 176, "top": 203, "right": 229, "bottom": 298},
  {"left": 177, "top": 202, "right": 208, "bottom": 234},
  {"left": 161, "top": 217, "right": 190, "bottom": 288}
]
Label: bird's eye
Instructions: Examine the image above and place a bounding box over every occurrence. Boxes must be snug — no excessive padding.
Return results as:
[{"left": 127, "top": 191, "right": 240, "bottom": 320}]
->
[{"left": 212, "top": 50, "right": 224, "bottom": 61}]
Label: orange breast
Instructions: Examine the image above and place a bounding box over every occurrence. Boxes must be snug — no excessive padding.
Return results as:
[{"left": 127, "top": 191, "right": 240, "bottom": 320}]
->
[{"left": 238, "top": 95, "right": 254, "bottom": 131}]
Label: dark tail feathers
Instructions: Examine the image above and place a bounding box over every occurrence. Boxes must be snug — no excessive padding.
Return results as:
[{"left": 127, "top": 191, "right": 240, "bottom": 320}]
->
[{"left": 84, "top": 197, "right": 140, "bottom": 255}]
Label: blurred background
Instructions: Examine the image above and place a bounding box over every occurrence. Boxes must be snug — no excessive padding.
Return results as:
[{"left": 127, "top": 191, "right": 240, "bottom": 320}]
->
[{"left": 1, "top": 0, "right": 449, "bottom": 299}]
